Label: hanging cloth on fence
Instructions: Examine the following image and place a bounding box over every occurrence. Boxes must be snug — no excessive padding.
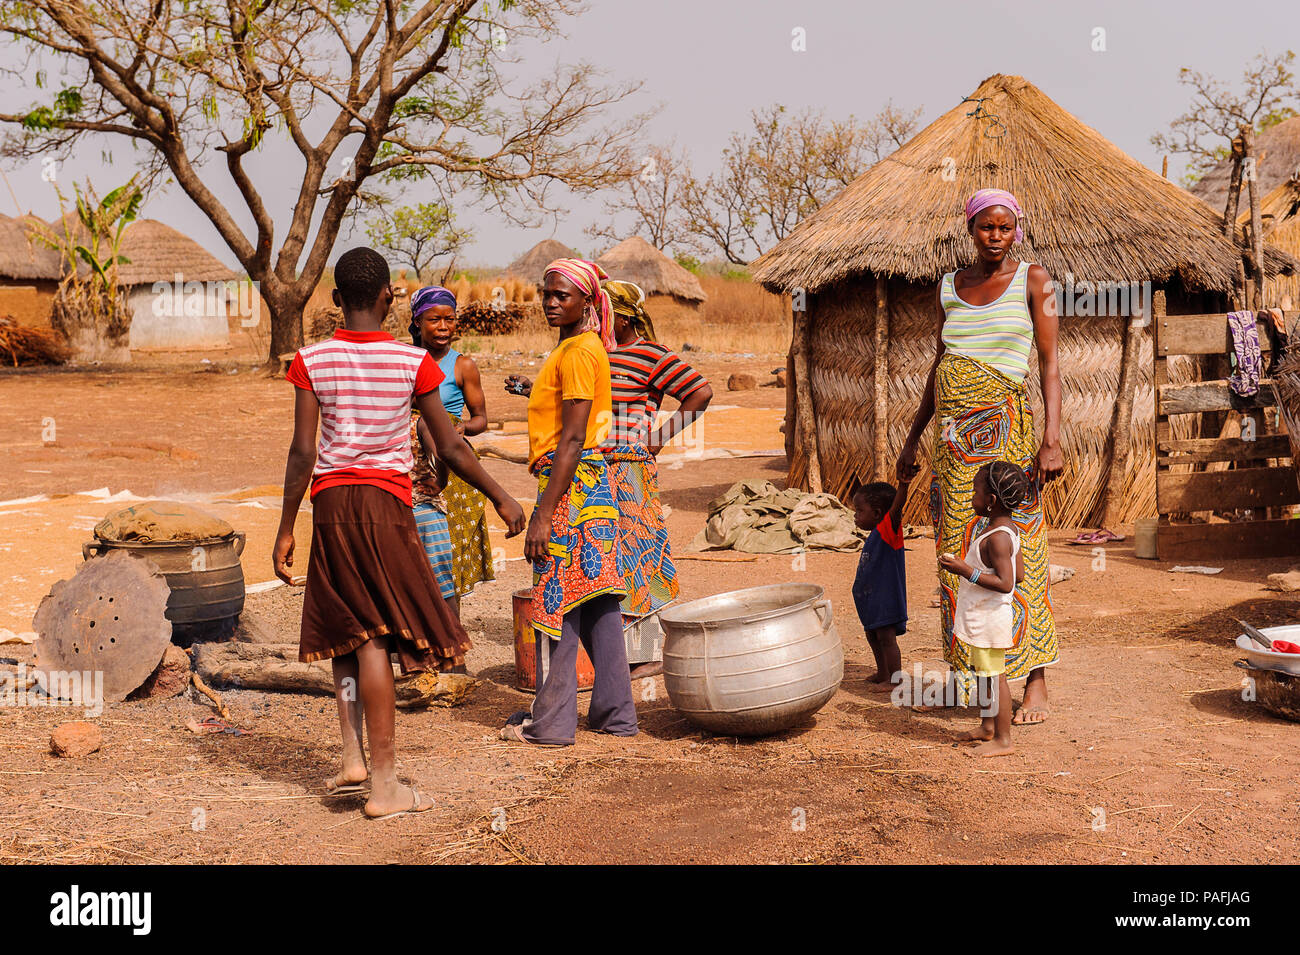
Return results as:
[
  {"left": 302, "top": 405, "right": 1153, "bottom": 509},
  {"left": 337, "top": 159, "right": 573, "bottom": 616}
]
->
[
  {"left": 1261, "top": 307, "right": 1289, "bottom": 375},
  {"left": 1226, "top": 311, "right": 1262, "bottom": 398}
]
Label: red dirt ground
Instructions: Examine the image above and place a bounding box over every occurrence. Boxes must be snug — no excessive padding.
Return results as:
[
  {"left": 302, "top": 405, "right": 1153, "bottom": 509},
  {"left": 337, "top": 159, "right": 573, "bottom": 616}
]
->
[{"left": 1, "top": 355, "right": 1298, "bottom": 864}]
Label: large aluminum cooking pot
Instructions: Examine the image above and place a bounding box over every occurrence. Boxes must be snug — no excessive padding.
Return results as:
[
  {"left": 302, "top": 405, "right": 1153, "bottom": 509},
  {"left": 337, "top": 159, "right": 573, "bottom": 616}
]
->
[{"left": 659, "top": 582, "right": 843, "bottom": 736}]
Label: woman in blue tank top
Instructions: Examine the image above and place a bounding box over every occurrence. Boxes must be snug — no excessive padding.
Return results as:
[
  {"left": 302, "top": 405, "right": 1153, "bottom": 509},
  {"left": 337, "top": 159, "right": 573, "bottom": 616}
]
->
[{"left": 410, "top": 287, "right": 496, "bottom": 617}]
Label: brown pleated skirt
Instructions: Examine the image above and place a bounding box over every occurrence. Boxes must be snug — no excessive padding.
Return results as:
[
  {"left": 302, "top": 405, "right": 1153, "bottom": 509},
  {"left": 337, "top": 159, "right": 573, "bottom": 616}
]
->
[{"left": 299, "top": 484, "right": 471, "bottom": 672}]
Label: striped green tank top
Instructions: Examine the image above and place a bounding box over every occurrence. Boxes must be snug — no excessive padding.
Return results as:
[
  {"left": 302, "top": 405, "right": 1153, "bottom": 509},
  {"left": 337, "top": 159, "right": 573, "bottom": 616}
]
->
[{"left": 940, "top": 260, "right": 1034, "bottom": 382}]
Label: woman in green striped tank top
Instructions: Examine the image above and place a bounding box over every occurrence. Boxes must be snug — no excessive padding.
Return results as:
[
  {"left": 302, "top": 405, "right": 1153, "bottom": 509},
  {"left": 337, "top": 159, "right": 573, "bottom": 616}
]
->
[{"left": 897, "top": 189, "right": 1063, "bottom": 728}]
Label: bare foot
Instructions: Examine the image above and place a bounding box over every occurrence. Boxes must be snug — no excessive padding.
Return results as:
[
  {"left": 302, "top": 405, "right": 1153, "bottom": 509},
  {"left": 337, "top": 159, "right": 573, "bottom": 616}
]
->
[
  {"left": 1012, "top": 702, "right": 1049, "bottom": 725},
  {"left": 1015, "top": 673, "right": 1049, "bottom": 725},
  {"left": 364, "top": 782, "right": 434, "bottom": 819},
  {"left": 967, "top": 739, "right": 1015, "bottom": 757},
  {"left": 955, "top": 726, "right": 995, "bottom": 743},
  {"left": 865, "top": 680, "right": 896, "bottom": 694}
]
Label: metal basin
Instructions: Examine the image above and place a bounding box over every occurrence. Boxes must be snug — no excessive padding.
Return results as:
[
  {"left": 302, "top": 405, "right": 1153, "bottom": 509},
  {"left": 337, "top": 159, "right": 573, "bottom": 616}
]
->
[{"left": 659, "top": 583, "right": 843, "bottom": 736}]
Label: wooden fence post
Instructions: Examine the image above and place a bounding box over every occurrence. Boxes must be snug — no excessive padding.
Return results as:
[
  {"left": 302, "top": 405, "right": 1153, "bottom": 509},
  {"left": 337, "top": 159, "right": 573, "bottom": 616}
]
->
[{"left": 792, "top": 304, "right": 822, "bottom": 493}]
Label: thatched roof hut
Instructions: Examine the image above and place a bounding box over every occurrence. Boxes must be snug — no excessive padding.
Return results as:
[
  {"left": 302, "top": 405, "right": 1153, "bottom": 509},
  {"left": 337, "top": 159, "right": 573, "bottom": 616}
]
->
[
  {"left": 595, "top": 236, "right": 707, "bottom": 304},
  {"left": 505, "top": 239, "right": 580, "bottom": 285},
  {"left": 114, "top": 219, "right": 238, "bottom": 286},
  {"left": 109, "top": 219, "right": 239, "bottom": 349},
  {"left": 1191, "top": 116, "right": 1300, "bottom": 211},
  {"left": 751, "top": 73, "right": 1299, "bottom": 528},
  {"left": 0, "top": 214, "right": 62, "bottom": 282},
  {"left": 1238, "top": 174, "right": 1300, "bottom": 309}
]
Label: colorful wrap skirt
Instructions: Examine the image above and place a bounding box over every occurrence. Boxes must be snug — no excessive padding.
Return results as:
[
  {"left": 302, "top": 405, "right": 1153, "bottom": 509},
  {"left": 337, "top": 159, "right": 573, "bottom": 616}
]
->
[
  {"left": 443, "top": 467, "right": 496, "bottom": 597},
  {"left": 412, "top": 502, "right": 456, "bottom": 600},
  {"left": 930, "top": 353, "right": 1058, "bottom": 699},
  {"left": 530, "top": 448, "right": 625, "bottom": 640},
  {"left": 603, "top": 444, "right": 679, "bottom": 616}
]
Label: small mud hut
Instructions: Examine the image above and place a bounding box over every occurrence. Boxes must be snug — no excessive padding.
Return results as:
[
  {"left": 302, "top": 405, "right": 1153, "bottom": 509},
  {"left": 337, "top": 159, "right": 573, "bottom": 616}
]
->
[
  {"left": 0, "top": 214, "right": 61, "bottom": 326},
  {"left": 505, "top": 239, "right": 580, "bottom": 286},
  {"left": 595, "top": 236, "right": 707, "bottom": 308},
  {"left": 751, "top": 73, "right": 1298, "bottom": 528},
  {"left": 113, "top": 220, "right": 241, "bottom": 349}
]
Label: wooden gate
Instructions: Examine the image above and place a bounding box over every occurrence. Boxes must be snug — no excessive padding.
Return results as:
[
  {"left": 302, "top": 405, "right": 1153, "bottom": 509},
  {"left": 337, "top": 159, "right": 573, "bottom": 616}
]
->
[{"left": 1153, "top": 291, "right": 1300, "bottom": 559}]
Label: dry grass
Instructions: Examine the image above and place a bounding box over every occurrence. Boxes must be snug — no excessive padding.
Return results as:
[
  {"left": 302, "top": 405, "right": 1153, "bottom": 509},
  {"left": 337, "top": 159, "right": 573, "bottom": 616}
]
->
[{"left": 460, "top": 274, "right": 790, "bottom": 357}]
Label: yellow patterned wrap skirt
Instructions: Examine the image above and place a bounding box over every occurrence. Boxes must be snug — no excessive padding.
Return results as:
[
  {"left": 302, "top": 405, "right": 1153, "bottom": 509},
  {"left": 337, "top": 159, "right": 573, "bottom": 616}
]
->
[{"left": 930, "top": 353, "right": 1058, "bottom": 701}]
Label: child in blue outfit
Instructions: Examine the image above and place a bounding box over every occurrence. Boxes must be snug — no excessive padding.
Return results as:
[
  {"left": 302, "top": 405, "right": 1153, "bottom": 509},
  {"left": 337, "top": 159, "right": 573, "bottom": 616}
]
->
[{"left": 851, "top": 475, "right": 911, "bottom": 689}]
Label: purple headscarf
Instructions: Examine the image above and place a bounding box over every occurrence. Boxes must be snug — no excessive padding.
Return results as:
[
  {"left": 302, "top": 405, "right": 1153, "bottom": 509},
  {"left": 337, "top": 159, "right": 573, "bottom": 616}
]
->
[
  {"left": 964, "top": 188, "right": 1024, "bottom": 243},
  {"left": 409, "top": 285, "right": 457, "bottom": 344},
  {"left": 411, "top": 285, "right": 458, "bottom": 317}
]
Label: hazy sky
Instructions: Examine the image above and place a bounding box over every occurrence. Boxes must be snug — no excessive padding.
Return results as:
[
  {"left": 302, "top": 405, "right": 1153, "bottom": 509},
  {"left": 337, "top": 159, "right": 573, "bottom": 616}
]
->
[{"left": 2, "top": 0, "right": 1297, "bottom": 270}]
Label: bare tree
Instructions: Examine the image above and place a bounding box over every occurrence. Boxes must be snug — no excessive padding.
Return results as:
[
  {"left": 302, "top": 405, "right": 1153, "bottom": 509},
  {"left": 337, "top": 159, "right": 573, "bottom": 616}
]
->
[
  {"left": 366, "top": 201, "right": 470, "bottom": 283},
  {"left": 0, "top": 1, "right": 646, "bottom": 362},
  {"left": 1151, "top": 50, "right": 1298, "bottom": 188},
  {"left": 680, "top": 102, "right": 921, "bottom": 265},
  {"left": 585, "top": 142, "right": 694, "bottom": 254}
]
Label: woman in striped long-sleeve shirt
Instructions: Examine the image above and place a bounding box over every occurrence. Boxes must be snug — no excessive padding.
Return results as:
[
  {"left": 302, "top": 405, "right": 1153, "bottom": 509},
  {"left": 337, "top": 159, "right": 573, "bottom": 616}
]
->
[
  {"left": 896, "top": 189, "right": 1063, "bottom": 729},
  {"left": 599, "top": 281, "right": 712, "bottom": 678}
]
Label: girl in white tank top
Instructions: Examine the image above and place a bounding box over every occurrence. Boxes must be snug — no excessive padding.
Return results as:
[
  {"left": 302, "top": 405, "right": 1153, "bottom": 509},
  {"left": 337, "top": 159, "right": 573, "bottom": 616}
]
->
[{"left": 937, "top": 461, "right": 1030, "bottom": 756}]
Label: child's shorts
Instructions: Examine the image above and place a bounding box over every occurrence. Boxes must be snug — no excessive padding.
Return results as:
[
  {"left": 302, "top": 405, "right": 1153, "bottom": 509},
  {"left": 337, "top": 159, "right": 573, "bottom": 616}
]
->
[{"left": 965, "top": 645, "right": 1006, "bottom": 677}]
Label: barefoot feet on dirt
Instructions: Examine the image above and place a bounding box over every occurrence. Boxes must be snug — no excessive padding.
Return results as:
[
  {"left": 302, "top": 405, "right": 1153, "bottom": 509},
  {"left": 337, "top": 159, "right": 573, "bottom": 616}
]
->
[
  {"left": 1014, "top": 672, "right": 1049, "bottom": 725},
  {"left": 955, "top": 726, "right": 994, "bottom": 744},
  {"left": 967, "top": 739, "right": 1015, "bottom": 757}
]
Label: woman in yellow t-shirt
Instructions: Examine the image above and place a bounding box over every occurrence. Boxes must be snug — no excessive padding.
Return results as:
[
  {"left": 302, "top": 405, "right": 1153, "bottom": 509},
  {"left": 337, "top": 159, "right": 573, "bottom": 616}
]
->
[{"left": 499, "top": 259, "right": 637, "bottom": 747}]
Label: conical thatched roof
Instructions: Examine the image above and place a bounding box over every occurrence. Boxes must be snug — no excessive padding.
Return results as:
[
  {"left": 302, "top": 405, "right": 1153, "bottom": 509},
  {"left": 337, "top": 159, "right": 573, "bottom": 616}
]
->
[
  {"left": 752, "top": 74, "right": 1298, "bottom": 295},
  {"left": 505, "top": 239, "right": 579, "bottom": 284},
  {"left": 1191, "top": 116, "right": 1300, "bottom": 211},
  {"left": 113, "top": 219, "right": 237, "bottom": 286},
  {"left": 594, "top": 236, "right": 707, "bottom": 302},
  {"left": 0, "top": 214, "right": 62, "bottom": 280}
]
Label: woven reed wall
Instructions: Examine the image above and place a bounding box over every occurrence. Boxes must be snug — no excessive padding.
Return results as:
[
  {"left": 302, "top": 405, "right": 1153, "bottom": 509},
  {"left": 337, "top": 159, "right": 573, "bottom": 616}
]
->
[{"left": 787, "top": 276, "right": 1210, "bottom": 529}]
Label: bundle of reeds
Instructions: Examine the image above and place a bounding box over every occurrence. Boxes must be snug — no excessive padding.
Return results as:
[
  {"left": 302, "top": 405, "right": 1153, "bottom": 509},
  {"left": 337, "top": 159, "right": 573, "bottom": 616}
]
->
[{"left": 0, "top": 316, "right": 70, "bottom": 366}]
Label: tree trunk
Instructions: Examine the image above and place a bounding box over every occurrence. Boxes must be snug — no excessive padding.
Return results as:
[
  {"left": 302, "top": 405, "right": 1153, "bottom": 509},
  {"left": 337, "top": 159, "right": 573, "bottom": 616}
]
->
[
  {"left": 192, "top": 642, "right": 479, "bottom": 707},
  {"left": 1099, "top": 315, "right": 1142, "bottom": 527},
  {"left": 1225, "top": 130, "right": 1247, "bottom": 310},
  {"left": 1243, "top": 127, "right": 1266, "bottom": 311},
  {"left": 265, "top": 288, "right": 307, "bottom": 365}
]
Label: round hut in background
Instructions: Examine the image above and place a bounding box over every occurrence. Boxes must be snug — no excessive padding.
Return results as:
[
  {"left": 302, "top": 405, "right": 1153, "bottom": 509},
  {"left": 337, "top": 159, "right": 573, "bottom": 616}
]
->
[
  {"left": 1237, "top": 175, "right": 1300, "bottom": 310},
  {"left": 594, "top": 236, "right": 707, "bottom": 311},
  {"left": 0, "top": 213, "right": 63, "bottom": 327},
  {"left": 505, "top": 238, "right": 581, "bottom": 287},
  {"left": 750, "top": 72, "right": 1299, "bottom": 530},
  {"left": 113, "top": 219, "right": 241, "bottom": 350},
  {"left": 1190, "top": 115, "right": 1300, "bottom": 214}
]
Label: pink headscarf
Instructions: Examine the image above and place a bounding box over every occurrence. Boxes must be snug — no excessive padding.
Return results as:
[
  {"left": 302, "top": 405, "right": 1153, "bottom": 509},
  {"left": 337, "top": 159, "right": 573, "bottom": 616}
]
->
[
  {"left": 964, "top": 188, "right": 1024, "bottom": 244},
  {"left": 544, "top": 258, "right": 615, "bottom": 351}
]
